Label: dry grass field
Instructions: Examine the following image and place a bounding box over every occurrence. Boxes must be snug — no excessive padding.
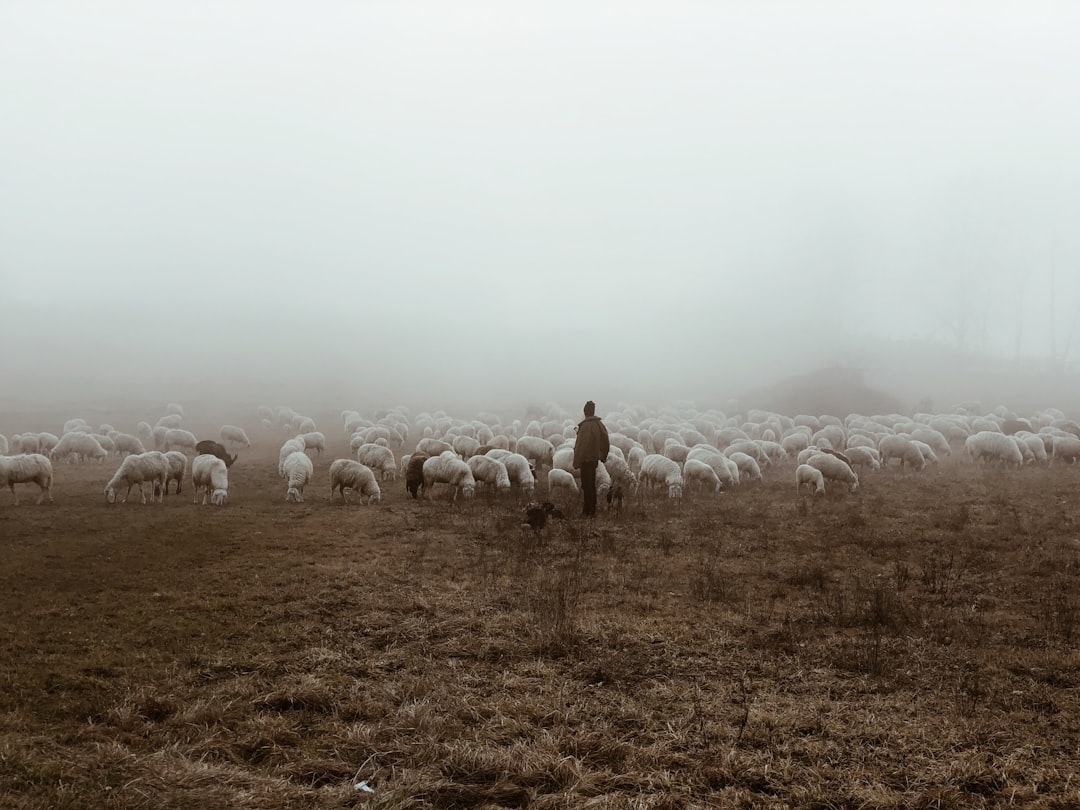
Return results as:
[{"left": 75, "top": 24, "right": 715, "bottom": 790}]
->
[{"left": 3, "top": 424, "right": 1080, "bottom": 808}]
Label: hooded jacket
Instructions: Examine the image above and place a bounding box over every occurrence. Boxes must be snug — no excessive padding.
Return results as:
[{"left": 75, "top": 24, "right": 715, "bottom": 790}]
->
[{"left": 573, "top": 415, "right": 610, "bottom": 467}]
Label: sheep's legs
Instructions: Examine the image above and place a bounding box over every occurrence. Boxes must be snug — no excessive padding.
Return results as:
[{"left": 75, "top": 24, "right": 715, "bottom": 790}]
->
[{"left": 9, "top": 483, "right": 19, "bottom": 506}]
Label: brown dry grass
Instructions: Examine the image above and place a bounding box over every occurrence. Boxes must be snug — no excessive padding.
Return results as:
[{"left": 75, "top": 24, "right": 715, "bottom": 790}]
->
[{"left": 2, "top": 434, "right": 1080, "bottom": 808}]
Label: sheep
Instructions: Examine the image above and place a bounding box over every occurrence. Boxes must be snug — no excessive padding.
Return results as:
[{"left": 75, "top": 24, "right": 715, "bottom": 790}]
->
[
  {"left": 111, "top": 433, "right": 146, "bottom": 457},
  {"left": 727, "top": 451, "right": 762, "bottom": 482},
  {"left": 151, "top": 426, "right": 168, "bottom": 450},
  {"left": 416, "top": 437, "right": 455, "bottom": 456},
  {"left": 965, "top": 431, "right": 1024, "bottom": 468},
  {"left": 452, "top": 435, "right": 482, "bottom": 459},
  {"left": 279, "top": 439, "right": 306, "bottom": 476},
  {"left": 514, "top": 436, "right": 556, "bottom": 470},
  {"left": 165, "top": 403, "right": 185, "bottom": 417},
  {"left": 499, "top": 452, "right": 536, "bottom": 495},
  {"left": 51, "top": 432, "right": 107, "bottom": 464},
  {"left": 0, "top": 454, "right": 54, "bottom": 505},
  {"left": 467, "top": 454, "right": 511, "bottom": 494},
  {"left": 356, "top": 443, "right": 397, "bottom": 480},
  {"left": 910, "top": 427, "right": 951, "bottom": 457},
  {"left": 163, "top": 429, "right": 198, "bottom": 454},
  {"left": 806, "top": 453, "right": 859, "bottom": 493},
  {"left": 845, "top": 446, "right": 881, "bottom": 471},
  {"left": 639, "top": 454, "right": 684, "bottom": 498},
  {"left": 155, "top": 414, "right": 183, "bottom": 430},
  {"left": 164, "top": 450, "right": 187, "bottom": 494},
  {"left": 296, "top": 431, "right": 324, "bottom": 457},
  {"left": 329, "top": 459, "right": 381, "bottom": 504},
  {"left": 282, "top": 451, "right": 314, "bottom": 502},
  {"left": 220, "top": 425, "right": 251, "bottom": 448},
  {"left": 90, "top": 433, "right": 117, "bottom": 454},
  {"left": 552, "top": 445, "right": 576, "bottom": 474},
  {"left": 1014, "top": 432, "right": 1048, "bottom": 464},
  {"left": 547, "top": 468, "right": 579, "bottom": 496},
  {"left": 909, "top": 439, "right": 939, "bottom": 466},
  {"left": 11, "top": 434, "right": 40, "bottom": 454},
  {"left": 137, "top": 421, "right": 154, "bottom": 445},
  {"left": 195, "top": 440, "right": 238, "bottom": 468},
  {"left": 422, "top": 452, "right": 476, "bottom": 502},
  {"left": 604, "top": 454, "right": 639, "bottom": 493},
  {"left": 190, "top": 454, "right": 229, "bottom": 505},
  {"left": 405, "top": 452, "right": 430, "bottom": 498},
  {"left": 682, "top": 458, "right": 723, "bottom": 493},
  {"left": 37, "top": 432, "right": 59, "bottom": 455},
  {"left": 796, "top": 464, "right": 826, "bottom": 496},
  {"left": 878, "top": 435, "right": 927, "bottom": 471},
  {"left": 104, "top": 451, "right": 170, "bottom": 504},
  {"left": 63, "top": 418, "right": 90, "bottom": 434},
  {"left": 1051, "top": 435, "right": 1080, "bottom": 465}
]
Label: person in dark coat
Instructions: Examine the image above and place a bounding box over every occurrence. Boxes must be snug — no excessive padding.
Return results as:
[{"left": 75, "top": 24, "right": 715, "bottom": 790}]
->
[{"left": 573, "top": 400, "right": 610, "bottom": 517}]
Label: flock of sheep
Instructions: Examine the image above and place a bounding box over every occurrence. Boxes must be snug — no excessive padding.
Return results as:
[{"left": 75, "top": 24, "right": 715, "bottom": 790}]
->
[{"left": 2, "top": 400, "right": 1079, "bottom": 510}]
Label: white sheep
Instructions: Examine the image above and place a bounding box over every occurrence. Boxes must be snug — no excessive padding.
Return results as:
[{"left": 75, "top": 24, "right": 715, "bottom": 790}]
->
[
  {"left": 467, "top": 454, "right": 511, "bottom": 494},
  {"left": 604, "top": 454, "right": 639, "bottom": 493},
  {"left": 104, "top": 451, "right": 170, "bottom": 504},
  {"left": 682, "top": 459, "right": 723, "bottom": 493},
  {"left": 282, "top": 451, "right": 313, "bottom": 502},
  {"left": 1050, "top": 435, "right": 1080, "bottom": 465},
  {"left": 112, "top": 433, "right": 146, "bottom": 457},
  {"left": 1, "top": 454, "right": 54, "bottom": 505},
  {"left": 422, "top": 452, "right": 476, "bottom": 502},
  {"left": 498, "top": 452, "right": 536, "bottom": 495},
  {"left": 299, "top": 431, "right": 326, "bottom": 456},
  {"left": 91, "top": 433, "right": 117, "bottom": 454},
  {"left": 164, "top": 450, "right": 187, "bottom": 494},
  {"left": 137, "top": 421, "right": 154, "bottom": 445},
  {"left": 795, "top": 464, "right": 826, "bottom": 496},
  {"left": 416, "top": 437, "right": 455, "bottom": 456},
  {"left": 356, "top": 443, "right": 397, "bottom": 480},
  {"left": 156, "top": 414, "right": 183, "bottom": 430},
  {"left": 279, "top": 438, "right": 307, "bottom": 477},
  {"left": 163, "top": 429, "right": 198, "bottom": 454},
  {"left": 845, "top": 446, "right": 881, "bottom": 471},
  {"left": 452, "top": 435, "right": 482, "bottom": 459},
  {"left": 639, "top": 454, "right": 684, "bottom": 498},
  {"left": 514, "top": 436, "right": 556, "bottom": 470},
  {"left": 37, "top": 432, "right": 60, "bottom": 455},
  {"left": 727, "top": 451, "right": 762, "bottom": 482},
  {"left": 63, "top": 418, "right": 90, "bottom": 435},
  {"left": 191, "top": 454, "right": 229, "bottom": 505},
  {"left": 51, "top": 432, "right": 107, "bottom": 464},
  {"left": 165, "top": 403, "right": 185, "bottom": 417},
  {"left": 220, "top": 425, "right": 252, "bottom": 448},
  {"left": 329, "top": 459, "right": 381, "bottom": 504},
  {"left": 878, "top": 435, "right": 927, "bottom": 471},
  {"left": 1014, "top": 432, "right": 1048, "bottom": 464},
  {"left": 547, "top": 468, "right": 579, "bottom": 495},
  {"left": 965, "top": 431, "right": 1024, "bottom": 468},
  {"left": 806, "top": 453, "right": 859, "bottom": 493}
]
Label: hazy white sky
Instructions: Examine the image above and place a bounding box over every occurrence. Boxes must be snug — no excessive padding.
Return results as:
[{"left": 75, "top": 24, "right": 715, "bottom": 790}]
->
[{"left": 3, "top": 2, "right": 1079, "bottom": 405}]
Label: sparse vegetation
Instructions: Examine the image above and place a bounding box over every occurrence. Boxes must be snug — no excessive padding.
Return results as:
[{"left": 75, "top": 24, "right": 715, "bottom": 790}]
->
[{"left": 2, "top": 433, "right": 1080, "bottom": 808}]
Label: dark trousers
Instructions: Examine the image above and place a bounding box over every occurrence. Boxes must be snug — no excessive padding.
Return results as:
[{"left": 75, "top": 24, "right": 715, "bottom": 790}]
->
[{"left": 580, "top": 460, "right": 598, "bottom": 516}]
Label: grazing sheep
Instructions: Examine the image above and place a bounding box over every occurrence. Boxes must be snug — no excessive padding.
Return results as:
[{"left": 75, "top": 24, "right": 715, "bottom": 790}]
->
[
  {"left": 51, "top": 432, "right": 108, "bottom": 464},
  {"left": 796, "top": 464, "right": 826, "bottom": 495},
  {"left": 514, "top": 436, "right": 556, "bottom": 470},
  {"left": 163, "top": 429, "right": 198, "bottom": 454},
  {"left": 220, "top": 425, "right": 251, "bottom": 448},
  {"left": 910, "top": 427, "right": 951, "bottom": 457},
  {"left": 416, "top": 437, "right": 455, "bottom": 457},
  {"left": 727, "top": 451, "right": 762, "bottom": 482},
  {"left": 661, "top": 441, "right": 692, "bottom": 464},
  {"left": 63, "top": 418, "right": 90, "bottom": 435},
  {"left": 965, "top": 431, "right": 1024, "bottom": 468},
  {"left": 151, "top": 426, "right": 168, "bottom": 450},
  {"left": 639, "top": 454, "right": 684, "bottom": 498},
  {"left": 499, "top": 452, "right": 537, "bottom": 495},
  {"left": 422, "top": 452, "right": 477, "bottom": 502},
  {"left": 155, "top": 414, "right": 183, "bottom": 430},
  {"left": 878, "top": 435, "right": 927, "bottom": 471},
  {"left": 282, "top": 451, "right": 313, "bottom": 502},
  {"left": 682, "top": 459, "right": 723, "bottom": 493},
  {"left": 165, "top": 403, "right": 185, "bottom": 417},
  {"left": 136, "top": 421, "right": 154, "bottom": 445},
  {"left": 845, "top": 446, "right": 882, "bottom": 471},
  {"left": 37, "top": 433, "right": 60, "bottom": 455},
  {"left": 355, "top": 443, "right": 397, "bottom": 480},
  {"left": 1014, "top": 432, "right": 1048, "bottom": 464},
  {"left": 467, "top": 454, "right": 511, "bottom": 494},
  {"left": 195, "top": 440, "right": 238, "bottom": 468},
  {"left": 452, "top": 435, "right": 482, "bottom": 459},
  {"left": 104, "top": 451, "right": 170, "bottom": 504},
  {"left": 329, "top": 459, "right": 381, "bottom": 504},
  {"left": 90, "top": 434, "right": 116, "bottom": 455},
  {"left": 111, "top": 433, "right": 146, "bottom": 457},
  {"left": 1051, "top": 435, "right": 1080, "bottom": 465},
  {"left": 547, "top": 468, "right": 579, "bottom": 496},
  {"left": 604, "top": 454, "right": 639, "bottom": 493},
  {"left": 300, "top": 431, "right": 326, "bottom": 456},
  {"left": 1, "top": 454, "right": 54, "bottom": 505},
  {"left": 806, "top": 453, "right": 859, "bottom": 493},
  {"left": 191, "top": 454, "right": 229, "bottom": 505},
  {"left": 164, "top": 450, "right": 187, "bottom": 494},
  {"left": 278, "top": 439, "right": 306, "bottom": 476},
  {"left": 405, "top": 452, "right": 430, "bottom": 498}
]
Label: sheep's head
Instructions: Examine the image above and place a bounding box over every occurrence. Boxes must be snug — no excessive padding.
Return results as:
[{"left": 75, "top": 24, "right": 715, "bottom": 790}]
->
[
  {"left": 104, "top": 486, "right": 116, "bottom": 504},
  {"left": 211, "top": 489, "right": 227, "bottom": 506}
]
